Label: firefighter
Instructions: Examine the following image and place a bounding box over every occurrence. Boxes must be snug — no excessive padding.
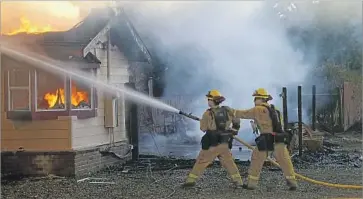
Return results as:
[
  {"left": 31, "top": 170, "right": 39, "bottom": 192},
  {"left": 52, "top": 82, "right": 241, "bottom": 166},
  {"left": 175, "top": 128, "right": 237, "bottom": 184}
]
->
[
  {"left": 183, "top": 90, "right": 243, "bottom": 188},
  {"left": 232, "top": 88, "right": 297, "bottom": 190}
]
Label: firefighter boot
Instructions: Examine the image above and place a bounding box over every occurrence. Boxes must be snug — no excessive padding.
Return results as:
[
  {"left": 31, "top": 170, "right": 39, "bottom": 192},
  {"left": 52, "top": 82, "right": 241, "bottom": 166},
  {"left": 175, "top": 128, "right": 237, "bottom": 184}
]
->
[
  {"left": 230, "top": 174, "right": 243, "bottom": 189},
  {"left": 182, "top": 173, "right": 197, "bottom": 188},
  {"left": 274, "top": 143, "right": 298, "bottom": 190},
  {"left": 245, "top": 149, "right": 268, "bottom": 190},
  {"left": 286, "top": 178, "right": 297, "bottom": 191}
]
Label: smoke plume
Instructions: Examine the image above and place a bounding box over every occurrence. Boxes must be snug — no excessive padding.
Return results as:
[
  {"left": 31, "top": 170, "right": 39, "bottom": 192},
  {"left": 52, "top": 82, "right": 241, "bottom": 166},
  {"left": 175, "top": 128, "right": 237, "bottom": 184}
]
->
[
  {"left": 1, "top": 1, "right": 360, "bottom": 147},
  {"left": 124, "top": 1, "right": 309, "bottom": 143}
]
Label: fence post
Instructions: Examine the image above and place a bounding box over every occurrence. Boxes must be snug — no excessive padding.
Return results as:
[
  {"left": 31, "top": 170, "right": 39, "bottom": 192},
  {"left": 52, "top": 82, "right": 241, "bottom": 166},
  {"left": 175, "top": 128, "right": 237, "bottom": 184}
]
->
[
  {"left": 282, "top": 87, "right": 288, "bottom": 131},
  {"left": 312, "top": 85, "right": 316, "bottom": 131},
  {"left": 298, "top": 86, "right": 303, "bottom": 157}
]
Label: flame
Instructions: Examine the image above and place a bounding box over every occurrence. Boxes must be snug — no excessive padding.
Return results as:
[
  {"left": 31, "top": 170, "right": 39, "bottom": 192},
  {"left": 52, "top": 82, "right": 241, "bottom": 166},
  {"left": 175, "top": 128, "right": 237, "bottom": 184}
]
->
[
  {"left": 1, "top": 1, "right": 113, "bottom": 36},
  {"left": 6, "top": 17, "right": 57, "bottom": 35},
  {"left": 44, "top": 89, "right": 66, "bottom": 107},
  {"left": 1, "top": 1, "right": 82, "bottom": 35},
  {"left": 44, "top": 83, "right": 89, "bottom": 108},
  {"left": 70, "top": 84, "right": 89, "bottom": 107}
]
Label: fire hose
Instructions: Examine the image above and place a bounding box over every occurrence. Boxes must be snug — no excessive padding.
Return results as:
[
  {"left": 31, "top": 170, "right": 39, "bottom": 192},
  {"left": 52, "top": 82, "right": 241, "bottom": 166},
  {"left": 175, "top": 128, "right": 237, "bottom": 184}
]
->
[{"left": 178, "top": 110, "right": 363, "bottom": 190}]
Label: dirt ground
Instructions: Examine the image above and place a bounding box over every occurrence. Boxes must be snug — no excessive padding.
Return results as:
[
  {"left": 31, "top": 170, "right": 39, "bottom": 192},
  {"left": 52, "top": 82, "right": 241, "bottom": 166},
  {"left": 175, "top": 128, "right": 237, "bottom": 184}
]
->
[{"left": 2, "top": 131, "right": 362, "bottom": 199}]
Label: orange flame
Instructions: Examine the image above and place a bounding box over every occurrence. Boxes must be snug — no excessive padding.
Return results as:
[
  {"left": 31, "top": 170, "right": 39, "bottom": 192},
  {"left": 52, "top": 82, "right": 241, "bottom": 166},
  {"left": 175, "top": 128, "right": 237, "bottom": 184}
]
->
[
  {"left": 44, "top": 89, "right": 66, "bottom": 107},
  {"left": 44, "top": 83, "right": 89, "bottom": 108},
  {"left": 6, "top": 16, "right": 57, "bottom": 36}
]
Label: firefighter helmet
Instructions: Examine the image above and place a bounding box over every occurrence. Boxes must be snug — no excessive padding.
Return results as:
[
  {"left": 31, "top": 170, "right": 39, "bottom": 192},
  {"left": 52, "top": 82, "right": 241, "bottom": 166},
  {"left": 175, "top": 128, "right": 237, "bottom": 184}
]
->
[
  {"left": 206, "top": 89, "right": 225, "bottom": 103},
  {"left": 252, "top": 88, "right": 273, "bottom": 100}
]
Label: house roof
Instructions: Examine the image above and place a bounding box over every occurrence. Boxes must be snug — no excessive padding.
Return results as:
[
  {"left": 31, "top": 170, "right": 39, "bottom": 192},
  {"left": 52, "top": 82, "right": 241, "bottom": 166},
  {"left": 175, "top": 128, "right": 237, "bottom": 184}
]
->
[
  {"left": 42, "top": 7, "right": 114, "bottom": 44},
  {"left": 1, "top": 34, "right": 101, "bottom": 69},
  {"left": 0, "top": 8, "right": 114, "bottom": 69},
  {"left": 1, "top": 7, "right": 152, "bottom": 69}
]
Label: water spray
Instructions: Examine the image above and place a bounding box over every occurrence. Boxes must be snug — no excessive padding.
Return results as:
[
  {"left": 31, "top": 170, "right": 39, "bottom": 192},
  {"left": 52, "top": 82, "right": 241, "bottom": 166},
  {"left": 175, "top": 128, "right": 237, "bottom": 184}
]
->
[
  {"left": 0, "top": 44, "right": 179, "bottom": 113},
  {"left": 1, "top": 44, "right": 205, "bottom": 123}
]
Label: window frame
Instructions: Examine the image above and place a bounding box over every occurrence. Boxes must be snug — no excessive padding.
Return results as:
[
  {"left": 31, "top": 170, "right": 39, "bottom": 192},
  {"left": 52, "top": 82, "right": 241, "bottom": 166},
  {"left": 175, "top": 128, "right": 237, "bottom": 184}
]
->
[
  {"left": 7, "top": 69, "right": 32, "bottom": 112},
  {"left": 69, "top": 76, "right": 94, "bottom": 111},
  {"left": 68, "top": 69, "right": 97, "bottom": 119},
  {"left": 5, "top": 67, "right": 97, "bottom": 121},
  {"left": 34, "top": 69, "right": 68, "bottom": 112}
]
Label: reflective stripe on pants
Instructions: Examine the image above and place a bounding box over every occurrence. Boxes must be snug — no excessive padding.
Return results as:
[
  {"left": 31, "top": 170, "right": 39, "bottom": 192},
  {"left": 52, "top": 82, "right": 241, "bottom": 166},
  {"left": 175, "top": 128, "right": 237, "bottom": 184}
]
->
[{"left": 186, "top": 143, "right": 243, "bottom": 185}]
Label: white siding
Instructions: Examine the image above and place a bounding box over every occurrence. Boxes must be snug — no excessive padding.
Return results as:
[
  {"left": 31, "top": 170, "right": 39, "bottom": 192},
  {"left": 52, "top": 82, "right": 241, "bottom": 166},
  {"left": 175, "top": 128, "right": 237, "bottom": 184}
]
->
[{"left": 71, "top": 43, "right": 130, "bottom": 150}]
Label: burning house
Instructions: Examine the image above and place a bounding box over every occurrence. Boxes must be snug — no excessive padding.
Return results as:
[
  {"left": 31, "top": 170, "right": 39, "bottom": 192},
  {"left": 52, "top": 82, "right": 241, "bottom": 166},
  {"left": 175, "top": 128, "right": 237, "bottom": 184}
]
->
[{"left": 1, "top": 7, "right": 153, "bottom": 177}]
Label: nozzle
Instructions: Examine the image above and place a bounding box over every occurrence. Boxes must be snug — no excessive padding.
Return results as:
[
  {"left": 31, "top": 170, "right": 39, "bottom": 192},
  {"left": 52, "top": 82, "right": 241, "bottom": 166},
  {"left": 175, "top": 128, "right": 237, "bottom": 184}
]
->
[{"left": 178, "top": 110, "right": 200, "bottom": 121}]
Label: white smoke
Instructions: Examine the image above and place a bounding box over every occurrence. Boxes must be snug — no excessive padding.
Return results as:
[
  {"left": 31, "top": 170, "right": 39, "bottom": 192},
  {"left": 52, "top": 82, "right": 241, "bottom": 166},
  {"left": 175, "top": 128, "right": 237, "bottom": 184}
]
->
[
  {"left": 124, "top": 1, "right": 307, "bottom": 142},
  {"left": 123, "top": 1, "right": 361, "bottom": 144},
  {"left": 276, "top": 1, "right": 362, "bottom": 123}
]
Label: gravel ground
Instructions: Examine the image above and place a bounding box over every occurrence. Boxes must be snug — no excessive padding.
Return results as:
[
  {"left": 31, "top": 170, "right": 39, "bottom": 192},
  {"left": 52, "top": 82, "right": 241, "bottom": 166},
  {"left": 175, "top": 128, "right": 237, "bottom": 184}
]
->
[
  {"left": 2, "top": 166, "right": 362, "bottom": 199},
  {"left": 2, "top": 132, "right": 363, "bottom": 199}
]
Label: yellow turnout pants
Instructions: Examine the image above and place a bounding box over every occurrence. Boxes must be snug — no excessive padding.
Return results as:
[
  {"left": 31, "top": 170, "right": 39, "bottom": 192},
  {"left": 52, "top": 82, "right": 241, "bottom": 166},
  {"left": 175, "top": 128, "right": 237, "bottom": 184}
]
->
[
  {"left": 185, "top": 143, "right": 243, "bottom": 185},
  {"left": 247, "top": 143, "right": 297, "bottom": 188}
]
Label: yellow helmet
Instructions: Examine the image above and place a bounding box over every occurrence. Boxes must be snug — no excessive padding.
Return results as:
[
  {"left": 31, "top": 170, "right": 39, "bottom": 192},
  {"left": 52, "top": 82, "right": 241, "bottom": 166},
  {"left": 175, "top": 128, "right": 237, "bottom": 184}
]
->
[
  {"left": 252, "top": 88, "right": 273, "bottom": 100},
  {"left": 206, "top": 89, "right": 225, "bottom": 103},
  {"left": 206, "top": 89, "right": 222, "bottom": 99}
]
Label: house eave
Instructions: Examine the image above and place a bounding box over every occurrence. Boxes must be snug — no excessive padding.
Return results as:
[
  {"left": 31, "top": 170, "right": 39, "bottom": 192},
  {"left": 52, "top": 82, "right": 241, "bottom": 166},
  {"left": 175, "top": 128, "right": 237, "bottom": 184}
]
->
[
  {"left": 82, "top": 7, "right": 154, "bottom": 65},
  {"left": 83, "top": 22, "right": 111, "bottom": 57}
]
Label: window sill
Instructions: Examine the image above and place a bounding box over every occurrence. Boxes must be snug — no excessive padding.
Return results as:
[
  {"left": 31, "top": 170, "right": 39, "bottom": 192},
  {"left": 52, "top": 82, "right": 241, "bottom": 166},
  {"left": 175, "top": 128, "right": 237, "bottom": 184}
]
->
[
  {"left": 6, "top": 111, "right": 33, "bottom": 121},
  {"left": 6, "top": 110, "right": 97, "bottom": 121}
]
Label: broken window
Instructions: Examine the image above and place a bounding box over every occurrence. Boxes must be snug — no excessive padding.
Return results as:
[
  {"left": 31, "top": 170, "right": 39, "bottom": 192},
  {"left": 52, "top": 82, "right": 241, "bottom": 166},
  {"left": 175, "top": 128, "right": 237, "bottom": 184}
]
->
[
  {"left": 35, "top": 69, "right": 67, "bottom": 111},
  {"left": 7, "top": 69, "right": 31, "bottom": 111}
]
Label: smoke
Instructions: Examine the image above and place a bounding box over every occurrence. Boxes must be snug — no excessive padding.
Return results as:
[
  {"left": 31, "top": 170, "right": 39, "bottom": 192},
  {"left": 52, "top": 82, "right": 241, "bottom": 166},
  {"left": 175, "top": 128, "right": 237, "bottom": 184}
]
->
[
  {"left": 125, "top": 1, "right": 362, "bottom": 145},
  {"left": 2, "top": 1, "right": 360, "bottom": 148},
  {"left": 124, "top": 1, "right": 308, "bottom": 143},
  {"left": 280, "top": 1, "right": 362, "bottom": 122},
  {"left": 281, "top": 1, "right": 362, "bottom": 26},
  {"left": 68, "top": 1, "right": 112, "bottom": 19}
]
